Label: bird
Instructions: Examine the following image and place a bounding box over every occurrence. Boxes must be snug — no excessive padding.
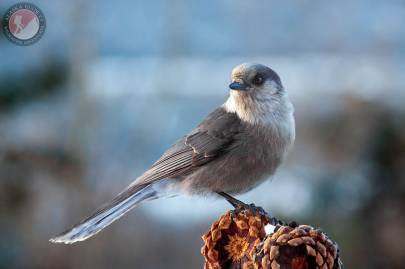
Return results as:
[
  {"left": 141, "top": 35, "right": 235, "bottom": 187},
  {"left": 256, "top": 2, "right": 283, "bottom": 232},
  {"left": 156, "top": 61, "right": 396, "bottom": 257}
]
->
[{"left": 50, "top": 63, "right": 295, "bottom": 244}]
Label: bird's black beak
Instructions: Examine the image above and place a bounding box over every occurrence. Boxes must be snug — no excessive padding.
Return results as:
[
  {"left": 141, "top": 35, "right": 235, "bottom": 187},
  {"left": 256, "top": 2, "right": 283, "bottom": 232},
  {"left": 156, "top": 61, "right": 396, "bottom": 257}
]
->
[{"left": 229, "top": 81, "right": 248, "bottom": 91}]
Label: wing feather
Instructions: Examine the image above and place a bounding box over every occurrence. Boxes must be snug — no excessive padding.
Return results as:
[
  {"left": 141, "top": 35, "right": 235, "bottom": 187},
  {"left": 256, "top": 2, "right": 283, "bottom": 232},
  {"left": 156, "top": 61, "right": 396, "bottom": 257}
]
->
[{"left": 135, "top": 108, "right": 242, "bottom": 185}]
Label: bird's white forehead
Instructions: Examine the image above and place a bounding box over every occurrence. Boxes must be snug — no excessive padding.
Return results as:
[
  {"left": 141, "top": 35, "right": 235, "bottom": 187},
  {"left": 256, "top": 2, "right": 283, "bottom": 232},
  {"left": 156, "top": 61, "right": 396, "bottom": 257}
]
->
[{"left": 231, "top": 63, "right": 256, "bottom": 78}]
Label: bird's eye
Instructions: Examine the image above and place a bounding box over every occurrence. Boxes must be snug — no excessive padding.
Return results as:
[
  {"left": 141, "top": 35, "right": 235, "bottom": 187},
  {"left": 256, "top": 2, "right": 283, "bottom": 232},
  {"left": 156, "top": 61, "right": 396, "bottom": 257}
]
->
[{"left": 252, "top": 75, "right": 264, "bottom": 85}]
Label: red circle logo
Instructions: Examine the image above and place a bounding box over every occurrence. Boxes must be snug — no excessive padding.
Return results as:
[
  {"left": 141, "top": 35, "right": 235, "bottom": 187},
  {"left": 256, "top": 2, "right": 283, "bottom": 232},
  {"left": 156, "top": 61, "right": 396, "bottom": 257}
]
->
[
  {"left": 8, "top": 9, "right": 39, "bottom": 40},
  {"left": 2, "top": 2, "right": 46, "bottom": 46}
]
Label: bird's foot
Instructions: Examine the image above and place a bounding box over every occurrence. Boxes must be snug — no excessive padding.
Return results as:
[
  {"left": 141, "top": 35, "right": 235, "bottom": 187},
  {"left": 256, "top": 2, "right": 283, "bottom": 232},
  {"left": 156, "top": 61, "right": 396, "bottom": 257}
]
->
[
  {"left": 217, "top": 191, "right": 281, "bottom": 225},
  {"left": 233, "top": 202, "right": 265, "bottom": 215},
  {"left": 234, "top": 203, "right": 281, "bottom": 226},
  {"left": 216, "top": 191, "right": 266, "bottom": 214}
]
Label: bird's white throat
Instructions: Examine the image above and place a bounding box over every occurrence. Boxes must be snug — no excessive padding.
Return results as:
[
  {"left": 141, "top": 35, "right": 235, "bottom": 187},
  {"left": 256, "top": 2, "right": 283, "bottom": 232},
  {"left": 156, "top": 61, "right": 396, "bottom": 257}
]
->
[
  {"left": 223, "top": 91, "right": 295, "bottom": 159},
  {"left": 224, "top": 90, "right": 292, "bottom": 123}
]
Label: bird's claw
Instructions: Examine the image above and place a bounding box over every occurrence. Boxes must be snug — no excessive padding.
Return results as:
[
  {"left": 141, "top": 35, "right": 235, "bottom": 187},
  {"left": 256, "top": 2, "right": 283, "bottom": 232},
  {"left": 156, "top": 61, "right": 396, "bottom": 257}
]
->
[
  {"left": 233, "top": 202, "right": 265, "bottom": 216},
  {"left": 217, "top": 191, "right": 282, "bottom": 225},
  {"left": 230, "top": 202, "right": 281, "bottom": 226}
]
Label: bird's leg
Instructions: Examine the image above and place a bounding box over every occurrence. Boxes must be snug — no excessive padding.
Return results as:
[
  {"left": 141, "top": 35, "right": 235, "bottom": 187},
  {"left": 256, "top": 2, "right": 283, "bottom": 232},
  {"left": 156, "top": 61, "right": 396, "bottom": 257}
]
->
[
  {"left": 217, "top": 192, "right": 266, "bottom": 215},
  {"left": 216, "top": 192, "right": 280, "bottom": 225},
  {"left": 217, "top": 191, "right": 247, "bottom": 209}
]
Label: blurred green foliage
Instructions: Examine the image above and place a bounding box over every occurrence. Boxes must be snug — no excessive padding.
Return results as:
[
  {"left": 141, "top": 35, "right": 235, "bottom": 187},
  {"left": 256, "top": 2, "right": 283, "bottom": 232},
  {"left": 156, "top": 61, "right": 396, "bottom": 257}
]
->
[{"left": 0, "top": 59, "right": 68, "bottom": 110}]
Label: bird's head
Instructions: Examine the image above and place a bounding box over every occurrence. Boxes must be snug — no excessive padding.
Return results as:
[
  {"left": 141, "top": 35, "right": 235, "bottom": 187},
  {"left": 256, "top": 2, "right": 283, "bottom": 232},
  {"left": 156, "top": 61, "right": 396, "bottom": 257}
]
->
[
  {"left": 224, "top": 63, "right": 293, "bottom": 125},
  {"left": 224, "top": 63, "right": 294, "bottom": 124},
  {"left": 229, "top": 63, "right": 283, "bottom": 97}
]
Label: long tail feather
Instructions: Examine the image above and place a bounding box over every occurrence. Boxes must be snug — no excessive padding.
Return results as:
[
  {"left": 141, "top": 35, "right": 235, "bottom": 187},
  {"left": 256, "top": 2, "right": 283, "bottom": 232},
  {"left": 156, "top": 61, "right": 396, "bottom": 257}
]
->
[{"left": 50, "top": 183, "right": 156, "bottom": 244}]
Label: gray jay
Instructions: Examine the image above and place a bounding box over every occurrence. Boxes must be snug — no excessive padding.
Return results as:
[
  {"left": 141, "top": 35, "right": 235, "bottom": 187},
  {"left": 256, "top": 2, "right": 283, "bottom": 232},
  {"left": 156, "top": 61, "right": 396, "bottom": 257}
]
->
[{"left": 50, "top": 63, "right": 295, "bottom": 244}]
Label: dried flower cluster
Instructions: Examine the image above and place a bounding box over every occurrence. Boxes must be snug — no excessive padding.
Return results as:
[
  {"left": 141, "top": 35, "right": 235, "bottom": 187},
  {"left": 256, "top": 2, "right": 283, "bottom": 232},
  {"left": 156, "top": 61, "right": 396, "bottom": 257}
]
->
[
  {"left": 201, "top": 209, "right": 342, "bottom": 269},
  {"left": 254, "top": 224, "right": 343, "bottom": 269},
  {"left": 201, "top": 209, "right": 270, "bottom": 269}
]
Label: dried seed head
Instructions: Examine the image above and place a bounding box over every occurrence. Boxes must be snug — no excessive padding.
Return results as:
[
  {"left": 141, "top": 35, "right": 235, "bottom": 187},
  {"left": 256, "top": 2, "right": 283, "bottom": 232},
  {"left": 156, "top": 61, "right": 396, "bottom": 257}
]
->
[
  {"left": 201, "top": 209, "right": 270, "bottom": 269},
  {"left": 254, "top": 224, "right": 343, "bottom": 269}
]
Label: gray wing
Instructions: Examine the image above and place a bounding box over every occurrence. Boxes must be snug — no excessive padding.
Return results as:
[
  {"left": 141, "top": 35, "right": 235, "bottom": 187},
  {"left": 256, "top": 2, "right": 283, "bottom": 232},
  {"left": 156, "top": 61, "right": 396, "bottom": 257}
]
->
[
  {"left": 136, "top": 107, "right": 243, "bottom": 184},
  {"left": 49, "top": 107, "right": 243, "bottom": 244}
]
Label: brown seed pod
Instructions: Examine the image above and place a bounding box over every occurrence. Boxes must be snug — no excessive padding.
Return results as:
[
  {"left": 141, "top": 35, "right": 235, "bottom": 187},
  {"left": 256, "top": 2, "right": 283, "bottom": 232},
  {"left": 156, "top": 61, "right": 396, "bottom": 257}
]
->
[
  {"left": 254, "top": 224, "right": 343, "bottom": 269},
  {"left": 201, "top": 209, "right": 270, "bottom": 269}
]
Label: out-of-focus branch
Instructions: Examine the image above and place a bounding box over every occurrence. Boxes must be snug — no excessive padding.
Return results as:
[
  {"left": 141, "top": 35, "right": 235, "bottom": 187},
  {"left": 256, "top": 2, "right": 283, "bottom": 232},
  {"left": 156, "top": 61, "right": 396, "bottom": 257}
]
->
[{"left": 201, "top": 208, "right": 343, "bottom": 269}]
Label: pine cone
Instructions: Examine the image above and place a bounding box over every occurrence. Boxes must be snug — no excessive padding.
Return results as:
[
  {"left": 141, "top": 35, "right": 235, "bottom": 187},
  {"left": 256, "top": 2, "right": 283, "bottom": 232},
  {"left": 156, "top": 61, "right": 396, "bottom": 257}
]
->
[
  {"left": 201, "top": 209, "right": 270, "bottom": 269},
  {"left": 254, "top": 224, "right": 343, "bottom": 269}
]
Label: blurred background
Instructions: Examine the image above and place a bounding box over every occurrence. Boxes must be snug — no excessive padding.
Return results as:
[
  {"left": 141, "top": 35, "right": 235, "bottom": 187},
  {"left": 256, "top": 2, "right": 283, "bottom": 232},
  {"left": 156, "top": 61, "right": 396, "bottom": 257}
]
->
[{"left": 1, "top": 0, "right": 404, "bottom": 268}]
